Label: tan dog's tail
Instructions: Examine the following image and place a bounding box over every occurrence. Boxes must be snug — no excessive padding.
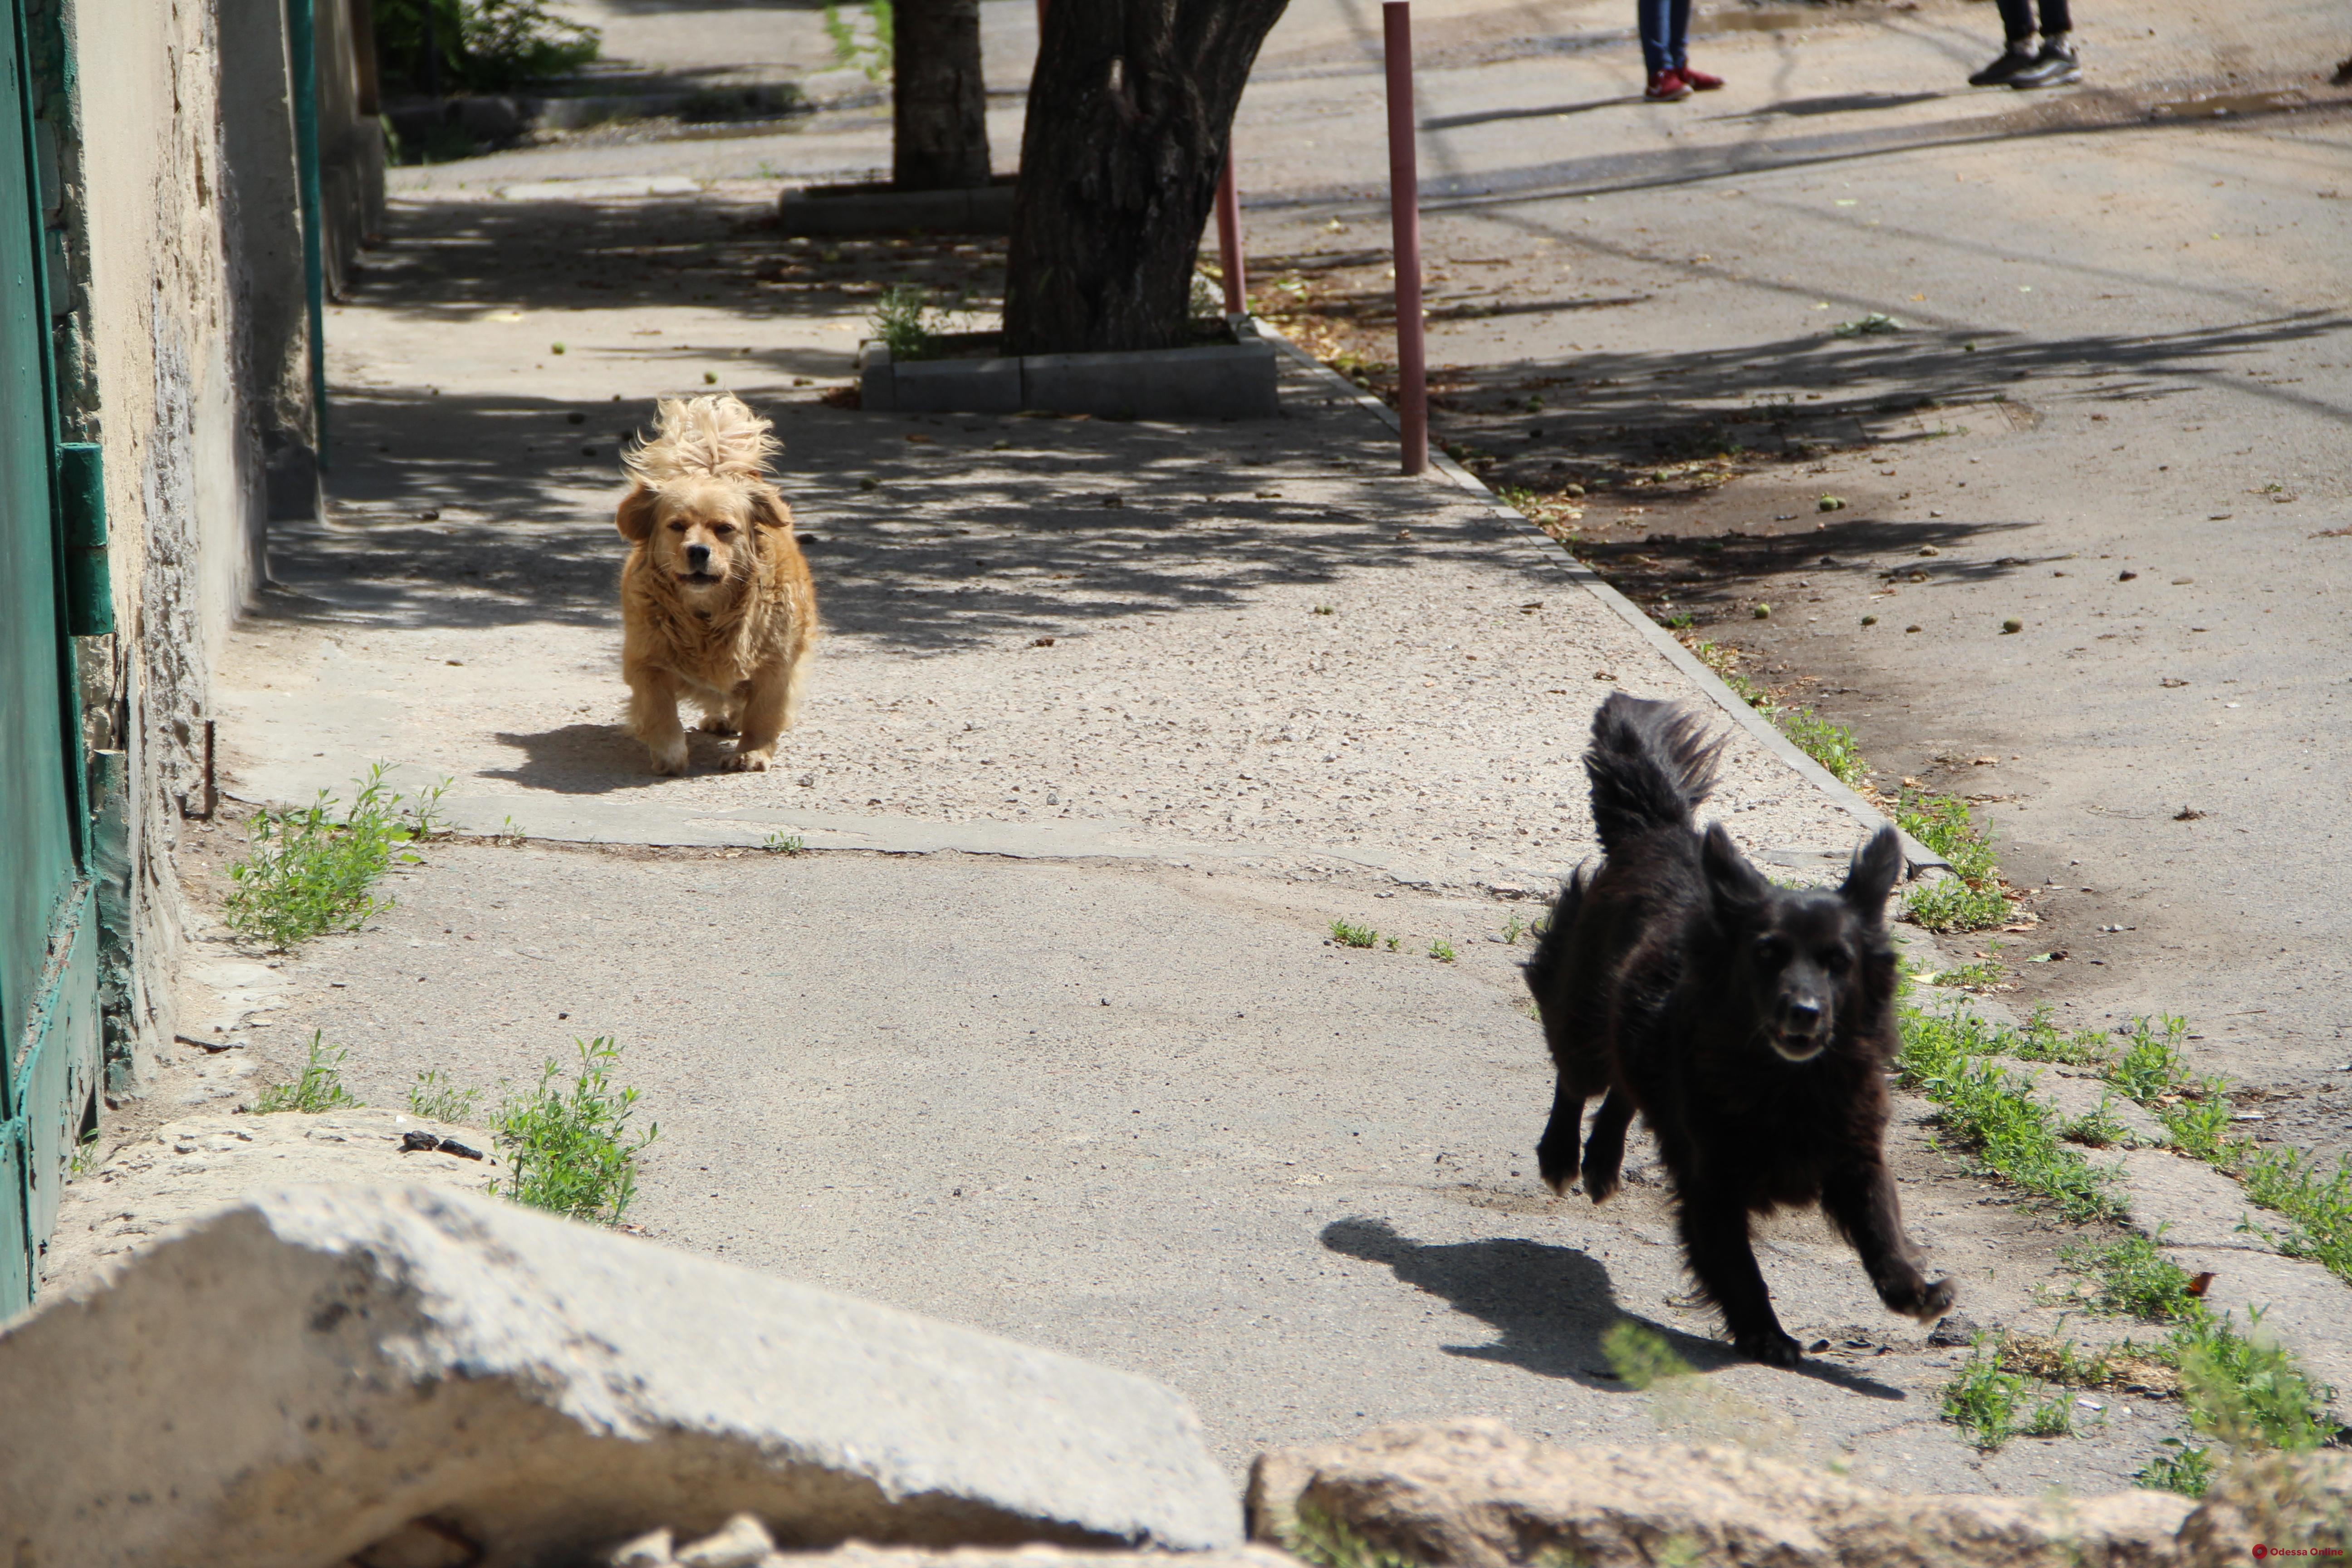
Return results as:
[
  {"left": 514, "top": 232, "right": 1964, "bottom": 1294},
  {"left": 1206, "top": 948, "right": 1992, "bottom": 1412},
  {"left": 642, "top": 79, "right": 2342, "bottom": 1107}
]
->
[{"left": 625, "top": 394, "right": 778, "bottom": 485}]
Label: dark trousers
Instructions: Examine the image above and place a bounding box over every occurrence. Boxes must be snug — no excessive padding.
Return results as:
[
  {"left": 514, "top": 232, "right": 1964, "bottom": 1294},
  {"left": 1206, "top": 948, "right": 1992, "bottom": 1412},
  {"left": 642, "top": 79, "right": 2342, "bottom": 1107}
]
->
[
  {"left": 1994, "top": 0, "right": 2072, "bottom": 41},
  {"left": 1638, "top": 0, "right": 1691, "bottom": 74}
]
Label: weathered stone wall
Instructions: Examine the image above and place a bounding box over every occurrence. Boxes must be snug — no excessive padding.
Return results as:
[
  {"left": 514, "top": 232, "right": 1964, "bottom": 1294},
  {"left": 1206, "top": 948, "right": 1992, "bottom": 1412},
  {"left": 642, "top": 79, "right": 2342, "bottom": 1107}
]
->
[{"left": 46, "top": 0, "right": 384, "bottom": 1102}]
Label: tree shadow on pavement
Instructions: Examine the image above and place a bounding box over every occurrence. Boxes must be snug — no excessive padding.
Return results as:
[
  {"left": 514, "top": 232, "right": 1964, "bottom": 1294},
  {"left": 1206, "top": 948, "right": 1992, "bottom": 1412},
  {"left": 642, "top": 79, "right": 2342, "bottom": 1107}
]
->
[{"left": 1323, "top": 1216, "right": 1909, "bottom": 1401}]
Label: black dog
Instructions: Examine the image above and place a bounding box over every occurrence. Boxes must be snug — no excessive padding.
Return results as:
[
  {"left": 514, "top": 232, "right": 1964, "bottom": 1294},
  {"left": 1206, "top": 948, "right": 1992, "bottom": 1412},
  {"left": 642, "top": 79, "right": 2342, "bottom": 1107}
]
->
[{"left": 1525, "top": 694, "right": 1954, "bottom": 1365}]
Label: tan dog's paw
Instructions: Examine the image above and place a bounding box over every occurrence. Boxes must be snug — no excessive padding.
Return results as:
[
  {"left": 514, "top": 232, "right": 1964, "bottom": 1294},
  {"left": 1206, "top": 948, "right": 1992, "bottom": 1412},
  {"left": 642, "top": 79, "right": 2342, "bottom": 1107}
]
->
[
  {"left": 696, "top": 715, "right": 739, "bottom": 735},
  {"left": 649, "top": 743, "right": 691, "bottom": 776},
  {"left": 722, "top": 747, "right": 774, "bottom": 773}
]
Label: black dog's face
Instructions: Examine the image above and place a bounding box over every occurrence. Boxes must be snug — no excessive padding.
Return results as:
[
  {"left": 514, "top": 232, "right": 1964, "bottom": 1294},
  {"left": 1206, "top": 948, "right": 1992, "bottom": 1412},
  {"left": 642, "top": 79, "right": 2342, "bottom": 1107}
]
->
[
  {"left": 1704, "top": 823, "right": 1904, "bottom": 1063},
  {"left": 1743, "top": 900, "right": 1862, "bottom": 1061}
]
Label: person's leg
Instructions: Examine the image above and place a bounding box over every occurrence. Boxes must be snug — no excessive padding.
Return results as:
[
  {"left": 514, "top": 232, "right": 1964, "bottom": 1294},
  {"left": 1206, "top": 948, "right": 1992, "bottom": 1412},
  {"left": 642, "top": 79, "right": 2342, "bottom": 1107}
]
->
[
  {"left": 1669, "top": 0, "right": 1725, "bottom": 88},
  {"left": 1969, "top": 0, "right": 2041, "bottom": 83},
  {"left": 1637, "top": 0, "right": 1670, "bottom": 76},
  {"left": 2007, "top": 0, "right": 2081, "bottom": 86},
  {"left": 1667, "top": 0, "right": 1691, "bottom": 71}
]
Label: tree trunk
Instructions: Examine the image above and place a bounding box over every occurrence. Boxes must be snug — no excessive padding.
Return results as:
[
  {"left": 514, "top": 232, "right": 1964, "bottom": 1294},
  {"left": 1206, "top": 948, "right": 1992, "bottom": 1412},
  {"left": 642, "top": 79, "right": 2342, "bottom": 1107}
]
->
[
  {"left": 1003, "top": 0, "right": 1288, "bottom": 356},
  {"left": 893, "top": 0, "right": 991, "bottom": 191}
]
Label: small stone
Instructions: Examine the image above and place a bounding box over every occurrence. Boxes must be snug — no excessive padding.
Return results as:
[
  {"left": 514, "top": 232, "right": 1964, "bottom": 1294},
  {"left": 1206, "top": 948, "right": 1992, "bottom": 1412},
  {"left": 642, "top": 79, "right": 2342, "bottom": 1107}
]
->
[
  {"left": 607, "top": 1528, "right": 674, "bottom": 1567},
  {"left": 1861, "top": 615, "right": 1877, "bottom": 626},
  {"left": 1752, "top": 604, "right": 1771, "bottom": 619},
  {"left": 1905, "top": 624, "right": 1922, "bottom": 633},
  {"left": 2001, "top": 618, "right": 2023, "bottom": 633},
  {"left": 1927, "top": 1312, "right": 1980, "bottom": 1347},
  {"left": 678, "top": 1514, "right": 775, "bottom": 1568}
]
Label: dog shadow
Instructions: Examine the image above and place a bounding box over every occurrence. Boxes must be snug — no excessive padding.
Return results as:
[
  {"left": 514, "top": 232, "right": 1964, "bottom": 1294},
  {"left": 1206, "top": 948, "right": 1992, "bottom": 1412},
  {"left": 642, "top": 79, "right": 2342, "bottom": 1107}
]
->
[
  {"left": 1322, "top": 1217, "right": 1906, "bottom": 1401},
  {"left": 483, "top": 723, "right": 744, "bottom": 794}
]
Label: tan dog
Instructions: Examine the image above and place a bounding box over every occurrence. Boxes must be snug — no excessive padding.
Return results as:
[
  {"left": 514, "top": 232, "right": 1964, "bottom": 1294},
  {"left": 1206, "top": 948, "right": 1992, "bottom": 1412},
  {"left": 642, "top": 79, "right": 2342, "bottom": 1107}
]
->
[{"left": 616, "top": 395, "right": 817, "bottom": 774}]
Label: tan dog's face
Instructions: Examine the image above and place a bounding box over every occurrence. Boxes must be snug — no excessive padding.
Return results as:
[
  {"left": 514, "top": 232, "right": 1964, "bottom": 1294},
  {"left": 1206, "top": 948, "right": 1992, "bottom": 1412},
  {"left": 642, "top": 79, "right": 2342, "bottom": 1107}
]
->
[{"left": 617, "top": 478, "right": 786, "bottom": 602}]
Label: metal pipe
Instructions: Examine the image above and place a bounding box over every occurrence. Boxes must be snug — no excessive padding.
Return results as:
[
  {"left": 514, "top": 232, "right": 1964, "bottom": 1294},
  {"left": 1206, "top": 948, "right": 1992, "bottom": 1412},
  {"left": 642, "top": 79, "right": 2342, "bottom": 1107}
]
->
[
  {"left": 289, "top": 0, "right": 330, "bottom": 470},
  {"left": 1214, "top": 153, "right": 1246, "bottom": 316},
  {"left": 1382, "top": 0, "right": 1426, "bottom": 475}
]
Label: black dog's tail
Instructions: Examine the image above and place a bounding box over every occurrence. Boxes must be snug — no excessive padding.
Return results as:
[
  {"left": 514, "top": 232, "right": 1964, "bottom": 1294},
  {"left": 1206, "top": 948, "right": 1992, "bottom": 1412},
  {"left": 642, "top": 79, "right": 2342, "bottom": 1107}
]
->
[{"left": 1584, "top": 694, "right": 1726, "bottom": 856}]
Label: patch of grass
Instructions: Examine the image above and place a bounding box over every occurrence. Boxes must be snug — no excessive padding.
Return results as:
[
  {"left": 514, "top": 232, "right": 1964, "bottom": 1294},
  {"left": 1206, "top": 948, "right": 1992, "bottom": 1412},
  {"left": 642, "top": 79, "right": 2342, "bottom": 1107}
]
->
[
  {"left": 1680, "top": 637, "right": 1868, "bottom": 789},
  {"left": 1945, "top": 1338, "right": 2078, "bottom": 1450},
  {"left": 1500, "top": 911, "right": 1529, "bottom": 944},
  {"left": 1329, "top": 919, "right": 1377, "bottom": 949},
  {"left": 408, "top": 1068, "right": 484, "bottom": 1125},
  {"left": 490, "top": 1037, "right": 659, "bottom": 1225},
  {"left": 1428, "top": 938, "right": 1456, "bottom": 963},
  {"left": 1277, "top": 1502, "right": 1424, "bottom": 1568},
  {"left": 1603, "top": 1321, "right": 1694, "bottom": 1389},
  {"left": 1897, "top": 1004, "right": 2125, "bottom": 1222},
  {"left": 2064, "top": 1232, "right": 2202, "bottom": 1320},
  {"left": 224, "top": 765, "right": 432, "bottom": 951},
  {"left": 2138, "top": 1439, "right": 2218, "bottom": 1496},
  {"left": 2242, "top": 1145, "right": 2352, "bottom": 1283},
  {"left": 1894, "top": 791, "right": 2014, "bottom": 931},
  {"left": 822, "top": 0, "right": 856, "bottom": 62},
  {"left": 869, "top": 284, "right": 936, "bottom": 360},
  {"left": 761, "top": 829, "right": 805, "bottom": 856},
  {"left": 253, "top": 1032, "right": 364, "bottom": 1114},
  {"left": 2063, "top": 1094, "right": 2132, "bottom": 1149}
]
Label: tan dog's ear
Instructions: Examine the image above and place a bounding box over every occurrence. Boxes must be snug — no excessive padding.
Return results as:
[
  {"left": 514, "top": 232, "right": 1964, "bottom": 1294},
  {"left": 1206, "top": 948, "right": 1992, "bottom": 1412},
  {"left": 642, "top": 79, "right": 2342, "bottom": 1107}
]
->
[
  {"left": 616, "top": 483, "right": 659, "bottom": 542},
  {"left": 748, "top": 486, "right": 793, "bottom": 532}
]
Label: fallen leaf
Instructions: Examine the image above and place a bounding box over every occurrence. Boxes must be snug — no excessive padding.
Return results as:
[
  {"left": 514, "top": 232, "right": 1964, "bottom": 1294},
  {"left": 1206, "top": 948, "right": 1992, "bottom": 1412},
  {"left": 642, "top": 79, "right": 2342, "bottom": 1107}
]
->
[{"left": 2186, "top": 1271, "right": 2215, "bottom": 1298}]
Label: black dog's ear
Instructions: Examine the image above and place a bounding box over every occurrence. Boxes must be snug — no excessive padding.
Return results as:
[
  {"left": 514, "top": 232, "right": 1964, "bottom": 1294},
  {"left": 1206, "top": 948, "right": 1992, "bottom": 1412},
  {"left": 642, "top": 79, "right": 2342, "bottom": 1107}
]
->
[
  {"left": 1841, "top": 825, "right": 1904, "bottom": 919},
  {"left": 616, "top": 483, "right": 659, "bottom": 543},
  {"left": 1700, "top": 823, "right": 1768, "bottom": 916}
]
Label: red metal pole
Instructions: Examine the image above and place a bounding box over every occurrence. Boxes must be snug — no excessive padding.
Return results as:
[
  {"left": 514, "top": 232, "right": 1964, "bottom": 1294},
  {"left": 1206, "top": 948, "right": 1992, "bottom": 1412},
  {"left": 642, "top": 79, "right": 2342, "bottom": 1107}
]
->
[
  {"left": 1215, "top": 153, "right": 1247, "bottom": 316},
  {"left": 1383, "top": 0, "right": 1427, "bottom": 476}
]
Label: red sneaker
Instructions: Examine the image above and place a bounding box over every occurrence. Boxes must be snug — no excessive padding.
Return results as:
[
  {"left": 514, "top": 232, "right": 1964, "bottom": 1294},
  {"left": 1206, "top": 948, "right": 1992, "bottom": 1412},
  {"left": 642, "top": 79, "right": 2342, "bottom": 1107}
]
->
[
  {"left": 1677, "top": 63, "right": 1725, "bottom": 89},
  {"left": 1645, "top": 69, "right": 1692, "bottom": 101}
]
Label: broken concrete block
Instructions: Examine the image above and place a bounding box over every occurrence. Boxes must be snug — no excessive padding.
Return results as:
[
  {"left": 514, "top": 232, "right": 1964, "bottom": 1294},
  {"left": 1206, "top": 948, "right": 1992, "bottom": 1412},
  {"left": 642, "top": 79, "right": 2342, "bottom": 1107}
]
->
[
  {"left": 39, "top": 1108, "right": 499, "bottom": 1296},
  {"left": 1245, "top": 1420, "right": 2197, "bottom": 1568},
  {"left": 0, "top": 1185, "right": 1237, "bottom": 1568}
]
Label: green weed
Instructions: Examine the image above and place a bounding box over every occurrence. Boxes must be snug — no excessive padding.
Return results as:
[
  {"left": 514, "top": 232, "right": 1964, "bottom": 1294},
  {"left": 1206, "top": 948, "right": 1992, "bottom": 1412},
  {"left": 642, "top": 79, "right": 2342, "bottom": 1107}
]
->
[
  {"left": 1277, "top": 1501, "right": 1423, "bottom": 1568},
  {"left": 1384, "top": 935, "right": 1401, "bottom": 951},
  {"left": 1894, "top": 791, "right": 2012, "bottom": 931},
  {"left": 371, "top": 0, "right": 600, "bottom": 93},
  {"left": 1603, "top": 1321, "right": 1694, "bottom": 1390},
  {"left": 2063, "top": 1095, "right": 2132, "bottom": 1149},
  {"left": 822, "top": 0, "right": 855, "bottom": 61},
  {"left": 1681, "top": 638, "right": 1868, "bottom": 788},
  {"left": 1501, "top": 911, "right": 1528, "bottom": 944},
  {"left": 68, "top": 1131, "right": 101, "bottom": 1179},
  {"left": 2138, "top": 1439, "right": 2218, "bottom": 1495},
  {"left": 1429, "top": 939, "right": 1457, "bottom": 963},
  {"left": 1330, "top": 919, "right": 1377, "bottom": 949},
  {"left": 2175, "top": 1306, "right": 2330, "bottom": 1457},
  {"left": 761, "top": 829, "right": 805, "bottom": 856},
  {"left": 2242, "top": 1145, "right": 2352, "bottom": 1283},
  {"left": 224, "top": 765, "right": 430, "bottom": 951},
  {"left": 870, "top": 284, "right": 936, "bottom": 360},
  {"left": 490, "top": 1037, "right": 659, "bottom": 1225},
  {"left": 408, "top": 1068, "right": 484, "bottom": 1125},
  {"left": 253, "top": 1032, "right": 364, "bottom": 1114},
  {"left": 2064, "top": 1231, "right": 2201, "bottom": 1320},
  {"left": 1897, "top": 1004, "right": 2124, "bottom": 1221},
  {"left": 1942, "top": 1337, "right": 2034, "bottom": 1449}
]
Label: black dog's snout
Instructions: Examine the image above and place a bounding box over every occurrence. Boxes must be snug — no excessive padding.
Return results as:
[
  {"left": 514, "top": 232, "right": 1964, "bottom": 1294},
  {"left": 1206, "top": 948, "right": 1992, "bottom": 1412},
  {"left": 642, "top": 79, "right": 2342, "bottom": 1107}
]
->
[
  {"left": 1785, "top": 999, "right": 1823, "bottom": 1030},
  {"left": 686, "top": 543, "right": 712, "bottom": 569}
]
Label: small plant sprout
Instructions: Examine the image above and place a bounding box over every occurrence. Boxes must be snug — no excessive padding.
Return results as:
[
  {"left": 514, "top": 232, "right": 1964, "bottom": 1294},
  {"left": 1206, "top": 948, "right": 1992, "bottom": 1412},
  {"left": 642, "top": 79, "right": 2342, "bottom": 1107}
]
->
[
  {"left": 225, "top": 764, "right": 428, "bottom": 951},
  {"left": 1501, "top": 911, "right": 1528, "bottom": 944},
  {"left": 1329, "top": 919, "right": 1377, "bottom": 949},
  {"left": 408, "top": 1068, "right": 484, "bottom": 1125},
  {"left": 870, "top": 284, "right": 937, "bottom": 361},
  {"left": 490, "top": 1037, "right": 659, "bottom": 1225},
  {"left": 1384, "top": 935, "right": 1401, "bottom": 951},
  {"left": 253, "top": 1032, "right": 364, "bottom": 1114},
  {"left": 761, "top": 829, "right": 805, "bottom": 855},
  {"left": 1429, "top": 938, "right": 1456, "bottom": 963}
]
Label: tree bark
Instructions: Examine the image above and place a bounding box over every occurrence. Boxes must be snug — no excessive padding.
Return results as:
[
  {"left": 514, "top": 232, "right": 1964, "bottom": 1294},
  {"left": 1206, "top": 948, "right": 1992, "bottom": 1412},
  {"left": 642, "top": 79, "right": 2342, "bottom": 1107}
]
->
[
  {"left": 1003, "top": 0, "right": 1288, "bottom": 356},
  {"left": 893, "top": 0, "right": 991, "bottom": 191}
]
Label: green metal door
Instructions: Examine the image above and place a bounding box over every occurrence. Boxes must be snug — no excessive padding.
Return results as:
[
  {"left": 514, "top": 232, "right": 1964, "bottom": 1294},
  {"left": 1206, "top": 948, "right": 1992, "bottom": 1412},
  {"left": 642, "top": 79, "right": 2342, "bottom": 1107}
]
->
[{"left": 0, "top": 0, "right": 95, "bottom": 1316}]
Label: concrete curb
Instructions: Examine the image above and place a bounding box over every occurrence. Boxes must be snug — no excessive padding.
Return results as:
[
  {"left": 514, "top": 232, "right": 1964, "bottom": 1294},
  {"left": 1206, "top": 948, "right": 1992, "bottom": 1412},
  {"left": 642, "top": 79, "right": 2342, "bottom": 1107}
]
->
[
  {"left": 1256, "top": 325, "right": 1948, "bottom": 879},
  {"left": 858, "top": 320, "right": 1281, "bottom": 419},
  {"left": 780, "top": 181, "right": 1015, "bottom": 235}
]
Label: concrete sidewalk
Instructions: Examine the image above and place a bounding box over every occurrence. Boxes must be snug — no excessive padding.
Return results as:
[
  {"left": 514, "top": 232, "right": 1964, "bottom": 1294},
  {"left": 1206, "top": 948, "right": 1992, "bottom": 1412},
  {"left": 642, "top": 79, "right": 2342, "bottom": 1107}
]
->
[{"left": 225, "top": 190, "right": 1882, "bottom": 893}]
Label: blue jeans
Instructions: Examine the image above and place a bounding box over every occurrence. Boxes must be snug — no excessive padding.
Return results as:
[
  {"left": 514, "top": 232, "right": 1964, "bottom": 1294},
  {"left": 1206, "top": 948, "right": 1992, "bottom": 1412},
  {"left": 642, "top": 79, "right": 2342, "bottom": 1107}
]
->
[{"left": 1639, "top": 0, "right": 1690, "bottom": 74}]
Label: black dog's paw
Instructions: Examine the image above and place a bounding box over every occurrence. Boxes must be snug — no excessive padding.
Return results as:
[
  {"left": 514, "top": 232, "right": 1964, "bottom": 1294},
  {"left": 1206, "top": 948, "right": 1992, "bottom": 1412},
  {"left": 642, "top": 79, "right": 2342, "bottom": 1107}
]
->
[
  {"left": 1583, "top": 1164, "right": 1621, "bottom": 1203},
  {"left": 1890, "top": 1275, "right": 1959, "bottom": 1324},
  {"left": 1737, "top": 1326, "right": 1807, "bottom": 1367},
  {"left": 1536, "top": 1140, "right": 1579, "bottom": 1194}
]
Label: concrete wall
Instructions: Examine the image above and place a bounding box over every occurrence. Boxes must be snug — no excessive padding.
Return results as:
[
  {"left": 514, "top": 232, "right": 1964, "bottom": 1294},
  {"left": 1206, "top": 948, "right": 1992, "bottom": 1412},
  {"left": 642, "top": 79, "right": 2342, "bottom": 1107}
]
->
[{"left": 40, "top": 0, "right": 385, "bottom": 1101}]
